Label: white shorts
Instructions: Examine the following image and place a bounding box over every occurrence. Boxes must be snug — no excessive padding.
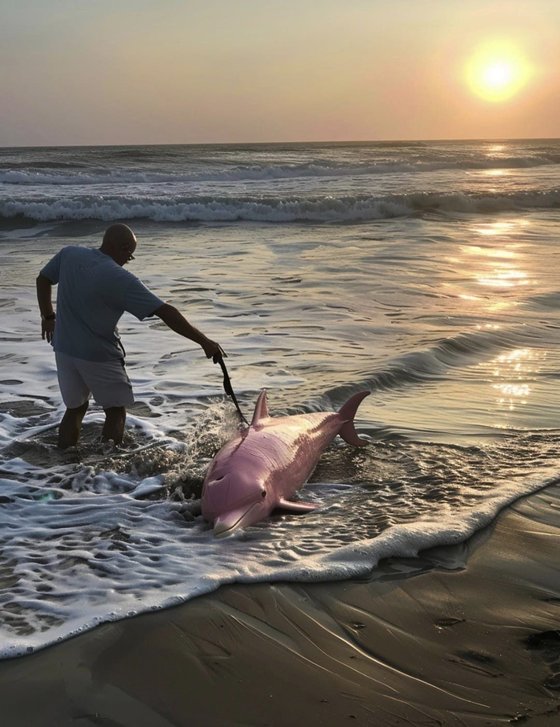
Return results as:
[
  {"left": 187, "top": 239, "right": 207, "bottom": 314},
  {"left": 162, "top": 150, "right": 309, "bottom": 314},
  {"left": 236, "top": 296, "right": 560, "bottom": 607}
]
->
[{"left": 55, "top": 351, "right": 134, "bottom": 410}]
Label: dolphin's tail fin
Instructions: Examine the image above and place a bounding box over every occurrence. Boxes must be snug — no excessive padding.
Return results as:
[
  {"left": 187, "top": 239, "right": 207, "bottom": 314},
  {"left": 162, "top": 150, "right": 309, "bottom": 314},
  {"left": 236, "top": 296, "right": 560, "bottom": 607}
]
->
[{"left": 338, "top": 391, "right": 370, "bottom": 447}]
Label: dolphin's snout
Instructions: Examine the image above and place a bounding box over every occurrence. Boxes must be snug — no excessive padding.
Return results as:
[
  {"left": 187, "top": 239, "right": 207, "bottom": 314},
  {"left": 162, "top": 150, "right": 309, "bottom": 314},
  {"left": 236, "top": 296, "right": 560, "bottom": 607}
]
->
[
  {"left": 212, "top": 503, "right": 260, "bottom": 537},
  {"left": 213, "top": 517, "right": 236, "bottom": 538}
]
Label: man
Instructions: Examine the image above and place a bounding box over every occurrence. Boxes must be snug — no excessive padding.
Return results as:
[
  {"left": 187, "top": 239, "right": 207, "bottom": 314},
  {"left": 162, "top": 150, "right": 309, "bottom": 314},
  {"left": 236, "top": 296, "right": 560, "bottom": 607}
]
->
[{"left": 37, "top": 223, "right": 223, "bottom": 448}]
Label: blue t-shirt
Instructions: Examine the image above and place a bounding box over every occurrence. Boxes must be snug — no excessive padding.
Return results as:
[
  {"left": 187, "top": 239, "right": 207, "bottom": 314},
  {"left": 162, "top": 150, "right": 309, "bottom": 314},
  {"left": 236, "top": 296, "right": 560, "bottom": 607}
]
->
[{"left": 41, "top": 246, "right": 164, "bottom": 362}]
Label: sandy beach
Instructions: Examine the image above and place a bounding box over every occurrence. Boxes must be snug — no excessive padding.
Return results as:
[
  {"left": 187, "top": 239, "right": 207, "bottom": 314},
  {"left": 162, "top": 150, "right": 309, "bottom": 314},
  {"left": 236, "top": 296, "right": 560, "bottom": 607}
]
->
[{"left": 2, "top": 483, "right": 559, "bottom": 727}]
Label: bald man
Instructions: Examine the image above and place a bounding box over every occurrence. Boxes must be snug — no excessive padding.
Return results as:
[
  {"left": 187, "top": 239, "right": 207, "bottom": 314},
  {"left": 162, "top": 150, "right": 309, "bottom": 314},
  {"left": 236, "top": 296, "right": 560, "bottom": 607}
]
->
[{"left": 37, "top": 224, "right": 223, "bottom": 448}]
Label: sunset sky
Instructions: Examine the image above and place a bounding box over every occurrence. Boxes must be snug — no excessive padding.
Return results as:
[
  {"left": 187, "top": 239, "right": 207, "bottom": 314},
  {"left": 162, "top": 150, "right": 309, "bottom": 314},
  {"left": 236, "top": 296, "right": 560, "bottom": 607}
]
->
[{"left": 1, "top": 0, "right": 558, "bottom": 146}]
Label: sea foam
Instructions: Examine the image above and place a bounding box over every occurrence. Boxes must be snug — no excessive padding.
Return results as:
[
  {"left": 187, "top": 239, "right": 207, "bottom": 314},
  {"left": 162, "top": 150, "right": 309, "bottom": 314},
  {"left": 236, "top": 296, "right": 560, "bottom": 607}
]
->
[{"left": 1, "top": 189, "right": 559, "bottom": 224}]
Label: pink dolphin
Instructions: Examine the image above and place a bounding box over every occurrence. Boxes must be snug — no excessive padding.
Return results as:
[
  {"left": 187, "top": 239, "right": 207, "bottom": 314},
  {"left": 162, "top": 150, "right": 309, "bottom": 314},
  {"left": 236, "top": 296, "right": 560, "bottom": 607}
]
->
[{"left": 201, "top": 389, "right": 370, "bottom": 536}]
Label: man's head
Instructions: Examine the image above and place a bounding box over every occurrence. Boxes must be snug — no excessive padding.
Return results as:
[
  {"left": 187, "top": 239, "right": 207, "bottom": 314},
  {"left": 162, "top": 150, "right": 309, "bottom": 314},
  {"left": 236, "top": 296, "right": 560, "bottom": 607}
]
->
[{"left": 100, "top": 224, "right": 137, "bottom": 266}]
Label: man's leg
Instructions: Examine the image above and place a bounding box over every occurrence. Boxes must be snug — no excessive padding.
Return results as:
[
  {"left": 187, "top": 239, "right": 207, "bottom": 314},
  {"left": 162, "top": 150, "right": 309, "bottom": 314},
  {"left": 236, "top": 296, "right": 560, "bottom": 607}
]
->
[
  {"left": 102, "top": 406, "right": 126, "bottom": 444},
  {"left": 58, "top": 401, "right": 89, "bottom": 449}
]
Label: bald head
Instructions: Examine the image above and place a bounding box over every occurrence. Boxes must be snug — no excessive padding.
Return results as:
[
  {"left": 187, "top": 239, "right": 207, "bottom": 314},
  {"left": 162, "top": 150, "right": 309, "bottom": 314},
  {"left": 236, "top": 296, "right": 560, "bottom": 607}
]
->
[{"left": 100, "top": 224, "right": 137, "bottom": 266}]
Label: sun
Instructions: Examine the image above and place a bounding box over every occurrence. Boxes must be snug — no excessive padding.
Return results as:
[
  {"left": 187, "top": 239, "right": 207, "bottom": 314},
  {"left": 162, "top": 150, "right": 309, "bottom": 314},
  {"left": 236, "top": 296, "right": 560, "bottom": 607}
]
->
[{"left": 465, "top": 41, "right": 532, "bottom": 102}]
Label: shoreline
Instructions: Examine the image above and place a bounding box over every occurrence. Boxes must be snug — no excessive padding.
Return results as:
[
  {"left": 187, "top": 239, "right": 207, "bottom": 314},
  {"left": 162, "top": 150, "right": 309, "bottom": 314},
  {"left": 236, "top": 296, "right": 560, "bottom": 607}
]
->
[{"left": 2, "top": 486, "right": 560, "bottom": 726}]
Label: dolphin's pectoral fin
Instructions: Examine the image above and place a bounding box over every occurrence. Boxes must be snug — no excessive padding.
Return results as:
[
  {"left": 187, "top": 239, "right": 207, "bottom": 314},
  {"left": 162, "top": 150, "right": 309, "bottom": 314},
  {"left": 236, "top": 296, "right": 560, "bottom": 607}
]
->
[{"left": 277, "top": 497, "right": 318, "bottom": 513}]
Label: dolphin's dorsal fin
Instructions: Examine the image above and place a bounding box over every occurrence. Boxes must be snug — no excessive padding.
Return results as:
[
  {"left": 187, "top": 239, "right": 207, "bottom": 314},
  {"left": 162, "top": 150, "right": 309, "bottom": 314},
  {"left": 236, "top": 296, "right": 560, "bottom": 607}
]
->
[{"left": 251, "top": 389, "right": 269, "bottom": 426}]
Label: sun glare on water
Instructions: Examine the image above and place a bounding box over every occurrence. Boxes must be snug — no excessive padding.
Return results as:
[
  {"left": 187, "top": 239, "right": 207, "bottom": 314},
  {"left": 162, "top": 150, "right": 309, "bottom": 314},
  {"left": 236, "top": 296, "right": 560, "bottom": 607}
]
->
[{"left": 465, "top": 41, "right": 532, "bottom": 102}]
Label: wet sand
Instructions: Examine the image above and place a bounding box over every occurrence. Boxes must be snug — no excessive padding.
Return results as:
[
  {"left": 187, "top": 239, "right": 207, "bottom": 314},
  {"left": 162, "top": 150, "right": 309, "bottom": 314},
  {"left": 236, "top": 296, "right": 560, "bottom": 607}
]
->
[{"left": 2, "top": 486, "right": 560, "bottom": 727}]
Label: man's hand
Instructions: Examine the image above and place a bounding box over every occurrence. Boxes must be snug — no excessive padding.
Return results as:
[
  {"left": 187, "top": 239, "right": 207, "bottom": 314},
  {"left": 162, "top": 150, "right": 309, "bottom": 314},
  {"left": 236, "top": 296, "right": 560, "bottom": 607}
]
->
[
  {"left": 202, "top": 339, "right": 227, "bottom": 362},
  {"left": 41, "top": 317, "right": 55, "bottom": 343}
]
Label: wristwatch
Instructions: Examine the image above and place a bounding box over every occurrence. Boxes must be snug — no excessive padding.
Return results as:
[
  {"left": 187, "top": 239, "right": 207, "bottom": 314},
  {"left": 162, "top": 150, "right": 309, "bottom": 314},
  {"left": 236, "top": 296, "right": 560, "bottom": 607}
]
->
[{"left": 42, "top": 313, "right": 56, "bottom": 321}]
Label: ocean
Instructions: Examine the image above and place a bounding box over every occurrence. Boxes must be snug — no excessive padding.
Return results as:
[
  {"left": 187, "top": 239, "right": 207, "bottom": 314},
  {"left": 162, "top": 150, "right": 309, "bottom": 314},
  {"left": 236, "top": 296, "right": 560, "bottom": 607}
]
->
[{"left": 1, "top": 139, "right": 559, "bottom": 659}]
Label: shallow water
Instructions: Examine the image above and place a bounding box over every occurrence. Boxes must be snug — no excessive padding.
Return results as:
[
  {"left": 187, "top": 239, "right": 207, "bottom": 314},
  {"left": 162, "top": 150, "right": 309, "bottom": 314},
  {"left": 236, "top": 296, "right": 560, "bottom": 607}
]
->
[{"left": 1, "top": 139, "right": 559, "bottom": 657}]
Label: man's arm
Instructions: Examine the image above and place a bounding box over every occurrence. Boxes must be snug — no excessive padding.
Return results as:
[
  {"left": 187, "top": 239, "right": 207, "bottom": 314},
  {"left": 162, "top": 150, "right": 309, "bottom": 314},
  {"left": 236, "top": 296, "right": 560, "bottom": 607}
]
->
[
  {"left": 153, "top": 303, "right": 224, "bottom": 360},
  {"left": 36, "top": 273, "right": 56, "bottom": 343}
]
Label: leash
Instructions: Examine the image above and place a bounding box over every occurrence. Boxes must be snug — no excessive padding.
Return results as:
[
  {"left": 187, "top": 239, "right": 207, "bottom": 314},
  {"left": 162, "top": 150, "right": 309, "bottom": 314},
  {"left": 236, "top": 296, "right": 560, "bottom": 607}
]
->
[{"left": 213, "top": 351, "right": 249, "bottom": 427}]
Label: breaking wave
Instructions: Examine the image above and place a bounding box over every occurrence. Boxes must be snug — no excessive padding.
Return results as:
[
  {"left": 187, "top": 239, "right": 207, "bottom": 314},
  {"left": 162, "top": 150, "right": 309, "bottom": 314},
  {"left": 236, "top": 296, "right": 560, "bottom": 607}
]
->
[{"left": 1, "top": 189, "right": 558, "bottom": 224}]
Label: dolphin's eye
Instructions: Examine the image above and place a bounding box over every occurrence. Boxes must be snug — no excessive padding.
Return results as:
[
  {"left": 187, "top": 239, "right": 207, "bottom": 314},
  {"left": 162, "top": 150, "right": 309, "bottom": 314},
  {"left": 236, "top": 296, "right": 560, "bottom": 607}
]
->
[{"left": 261, "top": 490, "right": 266, "bottom": 498}]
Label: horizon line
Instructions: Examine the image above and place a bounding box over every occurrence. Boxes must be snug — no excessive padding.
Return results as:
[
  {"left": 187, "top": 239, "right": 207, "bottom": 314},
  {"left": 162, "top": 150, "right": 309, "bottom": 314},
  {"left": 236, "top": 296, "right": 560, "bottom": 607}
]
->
[{"left": 1, "top": 135, "right": 559, "bottom": 151}]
